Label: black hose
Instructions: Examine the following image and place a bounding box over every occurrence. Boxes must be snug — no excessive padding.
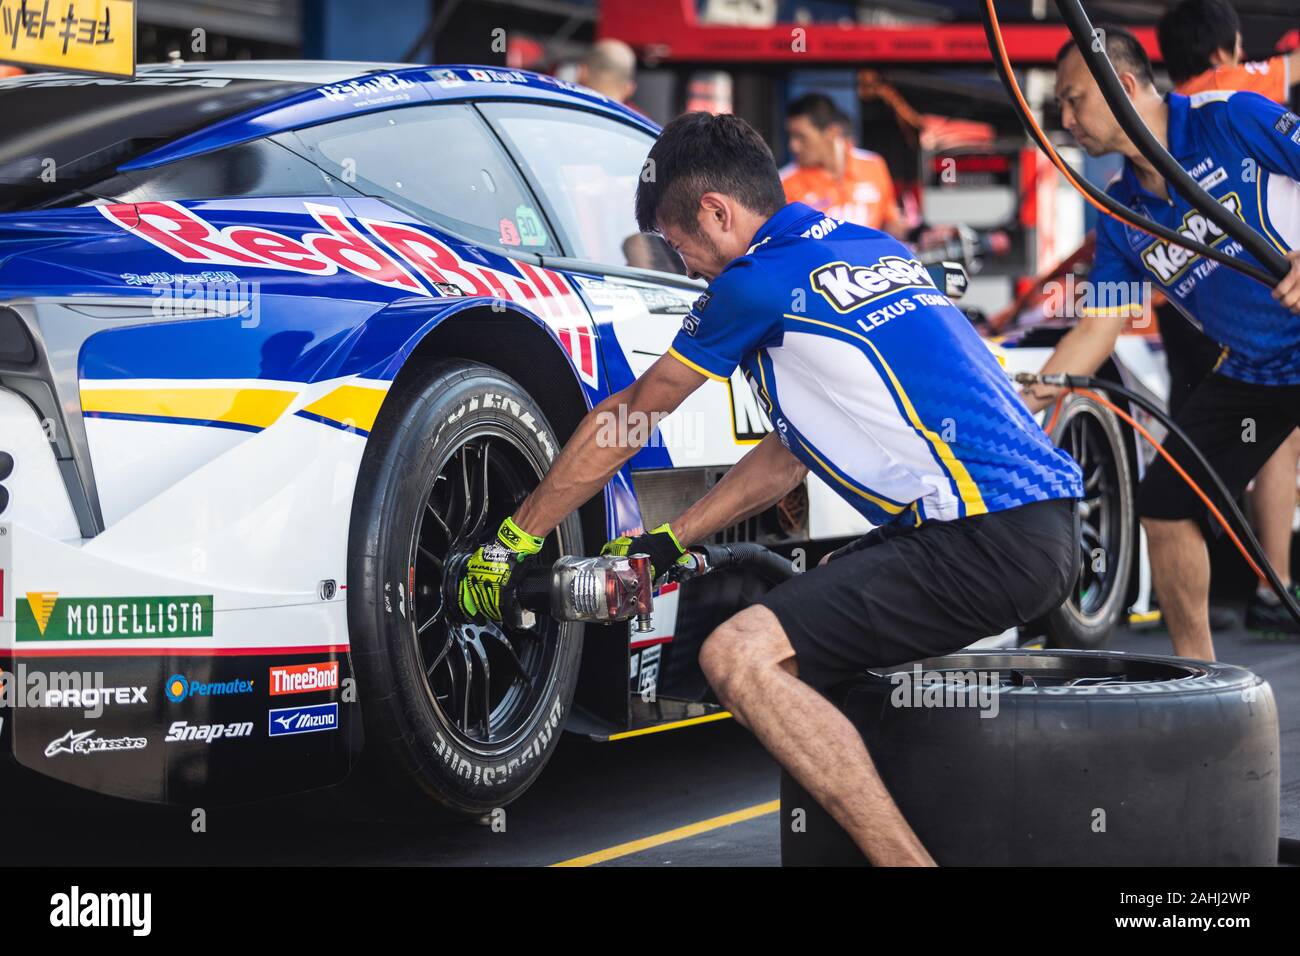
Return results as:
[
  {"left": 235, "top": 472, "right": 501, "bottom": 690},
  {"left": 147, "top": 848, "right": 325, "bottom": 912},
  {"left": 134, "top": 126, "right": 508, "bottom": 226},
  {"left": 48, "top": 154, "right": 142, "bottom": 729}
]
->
[
  {"left": 1049, "top": 374, "right": 1300, "bottom": 630},
  {"left": 691, "top": 542, "right": 799, "bottom": 586},
  {"left": 976, "top": 0, "right": 1278, "bottom": 287},
  {"left": 1054, "top": 0, "right": 1291, "bottom": 282}
]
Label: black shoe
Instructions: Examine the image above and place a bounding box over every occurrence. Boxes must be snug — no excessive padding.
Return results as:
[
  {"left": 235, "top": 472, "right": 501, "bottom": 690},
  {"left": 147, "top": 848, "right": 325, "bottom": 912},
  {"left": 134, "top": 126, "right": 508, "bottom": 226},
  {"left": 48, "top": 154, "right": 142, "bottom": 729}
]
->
[
  {"left": 1208, "top": 604, "right": 1239, "bottom": 632},
  {"left": 1245, "top": 586, "right": 1300, "bottom": 637}
]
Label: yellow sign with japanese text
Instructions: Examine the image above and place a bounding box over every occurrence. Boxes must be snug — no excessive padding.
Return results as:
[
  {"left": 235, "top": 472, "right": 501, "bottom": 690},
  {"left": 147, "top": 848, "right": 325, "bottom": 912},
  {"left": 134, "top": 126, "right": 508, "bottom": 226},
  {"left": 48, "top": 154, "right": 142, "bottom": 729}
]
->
[{"left": 0, "top": 0, "right": 135, "bottom": 78}]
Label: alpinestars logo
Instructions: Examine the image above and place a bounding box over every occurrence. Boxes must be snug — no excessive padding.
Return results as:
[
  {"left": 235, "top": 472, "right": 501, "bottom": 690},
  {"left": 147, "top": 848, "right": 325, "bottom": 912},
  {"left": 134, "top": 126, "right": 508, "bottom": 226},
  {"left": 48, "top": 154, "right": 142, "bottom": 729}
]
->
[
  {"left": 810, "top": 256, "right": 934, "bottom": 313},
  {"left": 44, "top": 730, "right": 148, "bottom": 757},
  {"left": 1140, "top": 192, "right": 1243, "bottom": 283}
]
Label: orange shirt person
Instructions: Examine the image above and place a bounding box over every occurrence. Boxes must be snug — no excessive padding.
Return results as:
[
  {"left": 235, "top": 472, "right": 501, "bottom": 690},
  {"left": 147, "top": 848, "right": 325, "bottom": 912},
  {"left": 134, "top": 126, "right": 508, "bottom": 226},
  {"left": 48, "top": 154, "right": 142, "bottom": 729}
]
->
[
  {"left": 780, "top": 93, "right": 907, "bottom": 238},
  {"left": 1158, "top": 0, "right": 1299, "bottom": 99}
]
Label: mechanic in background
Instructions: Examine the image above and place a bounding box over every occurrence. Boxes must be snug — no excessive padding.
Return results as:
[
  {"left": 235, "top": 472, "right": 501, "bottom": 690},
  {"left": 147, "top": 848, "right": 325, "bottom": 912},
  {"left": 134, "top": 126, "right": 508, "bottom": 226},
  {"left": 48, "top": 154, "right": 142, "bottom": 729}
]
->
[
  {"left": 1022, "top": 30, "right": 1300, "bottom": 661},
  {"left": 1156, "top": 0, "right": 1300, "bottom": 633},
  {"left": 457, "top": 111, "right": 1082, "bottom": 865},
  {"left": 578, "top": 38, "right": 638, "bottom": 106},
  {"left": 780, "top": 92, "right": 909, "bottom": 239},
  {"left": 1158, "top": 0, "right": 1298, "bottom": 101}
]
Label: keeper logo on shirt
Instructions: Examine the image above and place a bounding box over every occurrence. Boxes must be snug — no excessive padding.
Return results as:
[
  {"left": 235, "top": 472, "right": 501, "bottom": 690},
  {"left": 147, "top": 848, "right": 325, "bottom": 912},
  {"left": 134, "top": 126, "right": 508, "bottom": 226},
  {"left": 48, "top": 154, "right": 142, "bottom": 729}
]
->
[
  {"left": 1139, "top": 192, "right": 1242, "bottom": 283},
  {"left": 810, "top": 255, "right": 934, "bottom": 313}
]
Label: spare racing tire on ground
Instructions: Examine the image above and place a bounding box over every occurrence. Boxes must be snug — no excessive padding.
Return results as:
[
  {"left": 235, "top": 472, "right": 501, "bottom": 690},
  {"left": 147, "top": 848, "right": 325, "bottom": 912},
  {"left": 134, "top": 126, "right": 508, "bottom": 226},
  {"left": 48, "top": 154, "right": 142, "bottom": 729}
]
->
[{"left": 780, "top": 650, "right": 1278, "bottom": 866}]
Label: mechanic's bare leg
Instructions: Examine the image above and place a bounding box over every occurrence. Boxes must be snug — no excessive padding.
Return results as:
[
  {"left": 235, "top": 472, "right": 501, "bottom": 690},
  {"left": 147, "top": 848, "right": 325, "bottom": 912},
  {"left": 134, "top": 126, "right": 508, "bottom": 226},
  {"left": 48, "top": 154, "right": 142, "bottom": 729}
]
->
[
  {"left": 699, "top": 605, "right": 936, "bottom": 867},
  {"left": 1141, "top": 516, "right": 1216, "bottom": 660},
  {"left": 1250, "top": 430, "right": 1300, "bottom": 587}
]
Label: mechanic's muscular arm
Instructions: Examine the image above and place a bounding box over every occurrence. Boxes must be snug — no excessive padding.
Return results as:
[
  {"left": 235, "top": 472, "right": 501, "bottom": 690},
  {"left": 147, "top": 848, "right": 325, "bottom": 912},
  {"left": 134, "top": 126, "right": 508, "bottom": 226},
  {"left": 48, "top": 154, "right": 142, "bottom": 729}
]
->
[
  {"left": 671, "top": 432, "right": 809, "bottom": 545},
  {"left": 1021, "top": 313, "right": 1124, "bottom": 413},
  {"left": 510, "top": 353, "right": 707, "bottom": 538}
]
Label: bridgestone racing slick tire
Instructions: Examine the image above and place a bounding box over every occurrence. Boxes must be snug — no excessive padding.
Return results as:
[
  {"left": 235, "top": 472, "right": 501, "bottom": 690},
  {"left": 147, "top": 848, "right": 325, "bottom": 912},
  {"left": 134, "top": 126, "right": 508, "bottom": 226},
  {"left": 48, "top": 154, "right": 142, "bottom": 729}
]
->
[
  {"left": 1041, "top": 394, "right": 1136, "bottom": 649},
  {"left": 780, "top": 650, "right": 1279, "bottom": 866},
  {"left": 348, "top": 359, "right": 583, "bottom": 815}
]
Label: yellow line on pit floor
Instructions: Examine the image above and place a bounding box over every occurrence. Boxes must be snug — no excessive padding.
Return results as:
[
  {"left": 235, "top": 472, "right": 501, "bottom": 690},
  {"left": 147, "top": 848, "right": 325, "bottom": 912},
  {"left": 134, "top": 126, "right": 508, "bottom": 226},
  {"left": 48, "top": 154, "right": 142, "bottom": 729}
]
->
[
  {"left": 1129, "top": 610, "right": 1163, "bottom": 625},
  {"left": 605, "top": 711, "right": 733, "bottom": 741},
  {"left": 550, "top": 800, "right": 780, "bottom": 867}
]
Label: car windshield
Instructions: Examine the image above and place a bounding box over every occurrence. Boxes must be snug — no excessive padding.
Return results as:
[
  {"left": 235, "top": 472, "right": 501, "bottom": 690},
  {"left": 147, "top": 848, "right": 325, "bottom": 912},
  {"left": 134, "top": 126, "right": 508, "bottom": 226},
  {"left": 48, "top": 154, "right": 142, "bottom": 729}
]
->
[{"left": 0, "top": 74, "right": 312, "bottom": 212}]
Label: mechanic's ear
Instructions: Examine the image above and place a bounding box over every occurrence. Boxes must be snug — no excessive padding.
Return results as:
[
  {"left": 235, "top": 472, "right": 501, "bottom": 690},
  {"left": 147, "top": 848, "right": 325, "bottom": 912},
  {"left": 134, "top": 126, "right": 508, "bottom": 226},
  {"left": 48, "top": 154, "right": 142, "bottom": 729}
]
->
[{"left": 700, "top": 192, "right": 731, "bottom": 229}]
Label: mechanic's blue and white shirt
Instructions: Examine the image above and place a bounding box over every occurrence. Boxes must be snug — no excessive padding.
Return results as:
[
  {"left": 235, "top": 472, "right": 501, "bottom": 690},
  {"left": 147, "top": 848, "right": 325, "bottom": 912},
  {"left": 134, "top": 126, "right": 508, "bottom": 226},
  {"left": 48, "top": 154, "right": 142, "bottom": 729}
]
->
[
  {"left": 667, "top": 202, "right": 1083, "bottom": 527},
  {"left": 1090, "top": 91, "right": 1300, "bottom": 386}
]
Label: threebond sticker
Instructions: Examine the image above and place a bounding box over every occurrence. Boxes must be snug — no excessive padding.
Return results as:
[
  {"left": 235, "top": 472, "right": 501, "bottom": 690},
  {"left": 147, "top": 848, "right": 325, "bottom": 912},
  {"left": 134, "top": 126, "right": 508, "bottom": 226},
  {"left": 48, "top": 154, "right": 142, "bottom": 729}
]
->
[
  {"left": 0, "top": 0, "right": 137, "bottom": 78},
  {"left": 17, "top": 594, "right": 213, "bottom": 641}
]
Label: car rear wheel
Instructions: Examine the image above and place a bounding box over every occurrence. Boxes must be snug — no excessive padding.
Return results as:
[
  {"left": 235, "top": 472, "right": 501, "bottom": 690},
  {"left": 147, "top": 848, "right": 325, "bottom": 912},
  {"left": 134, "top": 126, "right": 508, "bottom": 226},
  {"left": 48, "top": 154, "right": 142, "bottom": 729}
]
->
[
  {"left": 1040, "top": 394, "right": 1136, "bottom": 649},
  {"left": 348, "top": 359, "right": 583, "bottom": 815}
]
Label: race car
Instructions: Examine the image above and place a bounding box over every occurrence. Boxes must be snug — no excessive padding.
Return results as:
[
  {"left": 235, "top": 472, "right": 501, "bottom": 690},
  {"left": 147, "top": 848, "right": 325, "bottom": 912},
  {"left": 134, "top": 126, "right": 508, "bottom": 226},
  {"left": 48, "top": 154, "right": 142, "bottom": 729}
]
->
[{"left": 0, "top": 61, "right": 1096, "bottom": 816}]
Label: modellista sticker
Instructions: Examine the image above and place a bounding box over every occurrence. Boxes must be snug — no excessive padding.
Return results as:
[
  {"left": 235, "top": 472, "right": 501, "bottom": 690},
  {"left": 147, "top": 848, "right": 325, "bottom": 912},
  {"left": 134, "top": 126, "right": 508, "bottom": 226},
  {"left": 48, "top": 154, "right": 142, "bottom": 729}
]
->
[{"left": 17, "top": 593, "right": 212, "bottom": 641}]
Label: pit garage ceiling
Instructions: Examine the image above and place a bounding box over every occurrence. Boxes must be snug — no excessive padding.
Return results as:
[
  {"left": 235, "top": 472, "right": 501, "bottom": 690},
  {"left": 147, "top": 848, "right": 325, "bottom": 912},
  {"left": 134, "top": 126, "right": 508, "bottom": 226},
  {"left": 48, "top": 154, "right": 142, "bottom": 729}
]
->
[{"left": 138, "top": 0, "right": 302, "bottom": 46}]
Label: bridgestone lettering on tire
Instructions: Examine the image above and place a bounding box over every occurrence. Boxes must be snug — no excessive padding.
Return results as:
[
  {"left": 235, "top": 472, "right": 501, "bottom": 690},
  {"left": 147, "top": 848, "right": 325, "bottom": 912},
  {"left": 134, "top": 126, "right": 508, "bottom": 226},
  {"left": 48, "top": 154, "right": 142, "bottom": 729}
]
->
[{"left": 348, "top": 359, "right": 583, "bottom": 814}]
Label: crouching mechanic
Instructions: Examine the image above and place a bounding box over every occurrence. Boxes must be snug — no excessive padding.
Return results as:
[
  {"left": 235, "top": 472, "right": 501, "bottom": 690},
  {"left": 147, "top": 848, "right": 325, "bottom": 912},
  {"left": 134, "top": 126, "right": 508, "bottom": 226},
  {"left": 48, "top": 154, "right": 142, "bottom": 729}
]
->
[{"left": 455, "top": 112, "right": 1083, "bottom": 866}]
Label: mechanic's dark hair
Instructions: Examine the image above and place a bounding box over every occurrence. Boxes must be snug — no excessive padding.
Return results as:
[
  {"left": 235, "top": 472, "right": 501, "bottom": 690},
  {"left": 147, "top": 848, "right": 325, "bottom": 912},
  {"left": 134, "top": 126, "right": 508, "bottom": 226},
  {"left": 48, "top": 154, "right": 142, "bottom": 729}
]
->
[
  {"left": 786, "top": 92, "right": 845, "bottom": 131},
  {"left": 635, "top": 111, "right": 786, "bottom": 235},
  {"left": 1056, "top": 25, "right": 1157, "bottom": 88},
  {"left": 1156, "top": 0, "right": 1240, "bottom": 85}
]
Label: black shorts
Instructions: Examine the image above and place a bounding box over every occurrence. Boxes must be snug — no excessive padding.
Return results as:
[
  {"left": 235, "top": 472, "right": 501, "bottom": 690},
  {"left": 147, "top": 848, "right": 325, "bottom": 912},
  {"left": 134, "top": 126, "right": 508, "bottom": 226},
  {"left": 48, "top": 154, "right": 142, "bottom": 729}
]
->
[
  {"left": 1136, "top": 372, "right": 1300, "bottom": 524},
  {"left": 757, "top": 497, "right": 1079, "bottom": 691},
  {"left": 1154, "top": 301, "right": 1225, "bottom": 418}
]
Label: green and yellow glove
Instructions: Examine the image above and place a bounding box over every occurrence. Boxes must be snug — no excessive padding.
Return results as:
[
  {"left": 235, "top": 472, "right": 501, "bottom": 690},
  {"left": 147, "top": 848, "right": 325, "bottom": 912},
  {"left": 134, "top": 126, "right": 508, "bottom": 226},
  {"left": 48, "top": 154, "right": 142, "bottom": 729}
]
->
[
  {"left": 601, "top": 522, "right": 689, "bottom": 583},
  {"left": 458, "top": 516, "right": 545, "bottom": 622}
]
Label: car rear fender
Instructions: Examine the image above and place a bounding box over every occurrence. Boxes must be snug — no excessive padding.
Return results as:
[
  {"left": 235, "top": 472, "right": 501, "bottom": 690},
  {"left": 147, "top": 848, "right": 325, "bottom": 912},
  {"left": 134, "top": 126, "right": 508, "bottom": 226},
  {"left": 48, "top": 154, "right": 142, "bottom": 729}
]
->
[
  {"left": 331, "top": 294, "right": 639, "bottom": 539},
  {"left": 0, "top": 207, "right": 127, "bottom": 274}
]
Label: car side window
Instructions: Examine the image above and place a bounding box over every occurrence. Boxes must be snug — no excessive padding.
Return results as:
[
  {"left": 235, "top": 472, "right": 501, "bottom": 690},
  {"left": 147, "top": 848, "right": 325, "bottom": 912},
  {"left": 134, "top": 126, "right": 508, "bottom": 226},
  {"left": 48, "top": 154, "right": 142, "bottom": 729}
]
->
[
  {"left": 479, "top": 102, "right": 685, "bottom": 274},
  {"left": 90, "top": 138, "right": 342, "bottom": 204},
  {"left": 277, "top": 103, "right": 557, "bottom": 253}
]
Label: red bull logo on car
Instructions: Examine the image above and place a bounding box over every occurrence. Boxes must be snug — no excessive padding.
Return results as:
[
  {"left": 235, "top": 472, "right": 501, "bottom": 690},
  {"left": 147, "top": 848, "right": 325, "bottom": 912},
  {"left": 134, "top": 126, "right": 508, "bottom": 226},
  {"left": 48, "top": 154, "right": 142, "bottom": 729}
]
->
[{"left": 98, "top": 201, "right": 600, "bottom": 387}]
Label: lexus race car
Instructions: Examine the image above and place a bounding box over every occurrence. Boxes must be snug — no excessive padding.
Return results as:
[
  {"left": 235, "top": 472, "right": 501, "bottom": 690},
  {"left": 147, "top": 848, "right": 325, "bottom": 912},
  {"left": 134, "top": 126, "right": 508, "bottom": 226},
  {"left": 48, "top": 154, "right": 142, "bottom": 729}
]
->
[{"left": 0, "top": 61, "right": 1096, "bottom": 815}]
